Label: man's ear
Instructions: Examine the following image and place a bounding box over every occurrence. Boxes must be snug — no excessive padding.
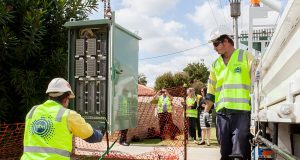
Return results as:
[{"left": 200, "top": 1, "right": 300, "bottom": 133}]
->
[{"left": 62, "top": 97, "right": 68, "bottom": 104}]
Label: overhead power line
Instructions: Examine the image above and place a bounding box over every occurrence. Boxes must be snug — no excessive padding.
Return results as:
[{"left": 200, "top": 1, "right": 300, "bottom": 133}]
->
[
  {"left": 208, "top": 0, "right": 219, "bottom": 26},
  {"left": 219, "top": 0, "right": 230, "bottom": 26},
  {"left": 139, "top": 43, "right": 209, "bottom": 61}
]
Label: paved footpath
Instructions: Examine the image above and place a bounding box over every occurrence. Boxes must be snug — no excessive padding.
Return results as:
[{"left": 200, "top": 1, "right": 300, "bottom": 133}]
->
[
  {"left": 112, "top": 145, "right": 221, "bottom": 160},
  {"left": 187, "top": 146, "right": 221, "bottom": 160}
]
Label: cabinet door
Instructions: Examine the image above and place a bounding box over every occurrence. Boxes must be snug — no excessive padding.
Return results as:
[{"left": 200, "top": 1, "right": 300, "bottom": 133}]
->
[{"left": 108, "top": 24, "right": 140, "bottom": 133}]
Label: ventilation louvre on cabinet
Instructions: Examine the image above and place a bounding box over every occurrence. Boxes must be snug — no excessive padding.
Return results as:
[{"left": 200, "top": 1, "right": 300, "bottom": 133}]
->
[
  {"left": 75, "top": 58, "right": 85, "bottom": 77},
  {"left": 86, "top": 57, "right": 97, "bottom": 77},
  {"left": 76, "top": 80, "right": 85, "bottom": 114},
  {"left": 86, "top": 38, "right": 97, "bottom": 56},
  {"left": 76, "top": 39, "right": 85, "bottom": 56}
]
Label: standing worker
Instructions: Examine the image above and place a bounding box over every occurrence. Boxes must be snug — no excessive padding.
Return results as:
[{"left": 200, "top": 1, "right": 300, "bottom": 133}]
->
[
  {"left": 21, "top": 78, "right": 103, "bottom": 160},
  {"left": 185, "top": 88, "right": 201, "bottom": 144},
  {"left": 152, "top": 88, "right": 175, "bottom": 140},
  {"left": 204, "top": 27, "right": 256, "bottom": 160},
  {"left": 118, "top": 88, "right": 131, "bottom": 146}
]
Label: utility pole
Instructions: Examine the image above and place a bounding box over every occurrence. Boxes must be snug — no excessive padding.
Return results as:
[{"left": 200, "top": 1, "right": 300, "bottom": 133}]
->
[{"left": 230, "top": 0, "right": 241, "bottom": 48}]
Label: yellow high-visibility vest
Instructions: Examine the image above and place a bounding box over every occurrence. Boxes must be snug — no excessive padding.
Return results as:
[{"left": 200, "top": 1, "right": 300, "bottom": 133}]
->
[
  {"left": 186, "top": 96, "right": 198, "bottom": 118},
  {"left": 157, "top": 96, "right": 172, "bottom": 113},
  {"left": 21, "top": 100, "right": 72, "bottom": 160},
  {"left": 213, "top": 49, "right": 251, "bottom": 112}
]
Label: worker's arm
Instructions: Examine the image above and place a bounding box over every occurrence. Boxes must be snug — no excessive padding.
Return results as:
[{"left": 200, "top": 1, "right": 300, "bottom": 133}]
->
[
  {"left": 67, "top": 110, "right": 103, "bottom": 143},
  {"left": 196, "top": 95, "right": 202, "bottom": 105},
  {"left": 166, "top": 91, "right": 173, "bottom": 101},
  {"left": 151, "top": 91, "right": 161, "bottom": 104},
  {"left": 204, "top": 99, "right": 214, "bottom": 112},
  {"left": 204, "top": 66, "right": 216, "bottom": 112}
]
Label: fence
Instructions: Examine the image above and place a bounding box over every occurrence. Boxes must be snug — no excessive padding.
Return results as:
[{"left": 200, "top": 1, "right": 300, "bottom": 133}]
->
[
  {"left": 0, "top": 86, "right": 208, "bottom": 160},
  {"left": 0, "top": 123, "right": 25, "bottom": 159}
]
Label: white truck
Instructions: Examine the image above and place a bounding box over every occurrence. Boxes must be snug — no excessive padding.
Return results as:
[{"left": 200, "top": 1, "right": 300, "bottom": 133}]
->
[{"left": 252, "top": 0, "right": 300, "bottom": 159}]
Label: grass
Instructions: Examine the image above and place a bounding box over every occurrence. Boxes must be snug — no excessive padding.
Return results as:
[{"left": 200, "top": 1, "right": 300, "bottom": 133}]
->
[{"left": 132, "top": 138, "right": 162, "bottom": 145}]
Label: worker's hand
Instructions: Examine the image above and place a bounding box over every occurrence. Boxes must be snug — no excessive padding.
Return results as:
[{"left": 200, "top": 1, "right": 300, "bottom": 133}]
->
[
  {"left": 84, "top": 129, "right": 104, "bottom": 143},
  {"left": 156, "top": 91, "right": 162, "bottom": 96},
  {"left": 95, "top": 129, "right": 104, "bottom": 142}
]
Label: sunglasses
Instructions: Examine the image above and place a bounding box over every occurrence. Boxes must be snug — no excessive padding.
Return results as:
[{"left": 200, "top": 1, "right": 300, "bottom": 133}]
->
[{"left": 213, "top": 40, "right": 222, "bottom": 47}]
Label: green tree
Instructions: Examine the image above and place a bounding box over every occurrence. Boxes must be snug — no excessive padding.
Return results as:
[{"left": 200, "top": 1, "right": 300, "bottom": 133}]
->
[
  {"left": 154, "top": 71, "right": 189, "bottom": 91},
  {"left": 173, "top": 72, "right": 189, "bottom": 87},
  {"left": 0, "top": 0, "right": 98, "bottom": 123},
  {"left": 153, "top": 62, "right": 209, "bottom": 93},
  {"left": 183, "top": 62, "right": 209, "bottom": 84},
  {"left": 154, "top": 72, "right": 175, "bottom": 90},
  {"left": 138, "top": 73, "right": 147, "bottom": 86}
]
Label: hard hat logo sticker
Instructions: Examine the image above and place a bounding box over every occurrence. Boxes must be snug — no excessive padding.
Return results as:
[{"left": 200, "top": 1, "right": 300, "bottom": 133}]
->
[{"left": 30, "top": 116, "right": 55, "bottom": 142}]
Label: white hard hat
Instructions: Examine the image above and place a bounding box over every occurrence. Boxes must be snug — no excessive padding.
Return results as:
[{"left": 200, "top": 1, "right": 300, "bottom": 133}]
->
[
  {"left": 209, "top": 25, "right": 234, "bottom": 42},
  {"left": 46, "top": 78, "right": 75, "bottom": 99}
]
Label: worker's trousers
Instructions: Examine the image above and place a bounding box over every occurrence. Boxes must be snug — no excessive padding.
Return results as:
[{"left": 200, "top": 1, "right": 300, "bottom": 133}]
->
[
  {"left": 158, "top": 112, "right": 176, "bottom": 139},
  {"left": 216, "top": 112, "right": 251, "bottom": 160}
]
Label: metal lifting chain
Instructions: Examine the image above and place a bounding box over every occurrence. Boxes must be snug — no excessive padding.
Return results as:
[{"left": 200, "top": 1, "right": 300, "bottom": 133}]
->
[
  {"left": 102, "top": 0, "right": 106, "bottom": 15},
  {"left": 102, "top": 0, "right": 112, "bottom": 19}
]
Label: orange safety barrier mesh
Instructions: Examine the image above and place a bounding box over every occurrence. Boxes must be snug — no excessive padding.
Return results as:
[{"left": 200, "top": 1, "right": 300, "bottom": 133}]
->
[
  {"left": 0, "top": 85, "right": 209, "bottom": 160},
  {"left": 73, "top": 86, "right": 187, "bottom": 160},
  {"left": 0, "top": 123, "right": 25, "bottom": 159}
]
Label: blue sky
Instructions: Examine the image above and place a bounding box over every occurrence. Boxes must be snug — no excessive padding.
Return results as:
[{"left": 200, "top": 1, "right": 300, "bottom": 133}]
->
[{"left": 89, "top": 0, "right": 284, "bottom": 87}]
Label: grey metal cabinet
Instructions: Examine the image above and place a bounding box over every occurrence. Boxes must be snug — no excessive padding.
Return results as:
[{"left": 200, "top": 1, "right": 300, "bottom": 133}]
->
[{"left": 64, "top": 16, "right": 141, "bottom": 133}]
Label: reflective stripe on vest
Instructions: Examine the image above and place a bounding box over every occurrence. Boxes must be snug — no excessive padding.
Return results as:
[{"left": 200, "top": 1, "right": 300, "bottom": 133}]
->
[
  {"left": 213, "top": 49, "right": 251, "bottom": 112},
  {"left": 27, "top": 105, "right": 38, "bottom": 119},
  {"left": 215, "top": 84, "right": 250, "bottom": 92},
  {"left": 22, "top": 100, "right": 72, "bottom": 160},
  {"left": 157, "top": 96, "right": 172, "bottom": 113},
  {"left": 186, "top": 97, "right": 198, "bottom": 118},
  {"left": 24, "top": 146, "right": 70, "bottom": 157}
]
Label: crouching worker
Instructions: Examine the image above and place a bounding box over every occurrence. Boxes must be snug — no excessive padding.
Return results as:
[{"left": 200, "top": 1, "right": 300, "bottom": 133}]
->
[{"left": 21, "top": 78, "right": 103, "bottom": 160}]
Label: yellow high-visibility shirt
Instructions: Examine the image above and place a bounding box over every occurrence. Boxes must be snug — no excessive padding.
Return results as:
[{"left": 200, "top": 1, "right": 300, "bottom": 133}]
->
[
  {"left": 207, "top": 51, "right": 255, "bottom": 99},
  {"left": 67, "top": 110, "right": 93, "bottom": 139}
]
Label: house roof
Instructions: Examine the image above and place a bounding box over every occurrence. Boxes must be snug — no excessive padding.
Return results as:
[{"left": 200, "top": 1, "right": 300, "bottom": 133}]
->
[
  {"left": 137, "top": 85, "right": 187, "bottom": 97},
  {"left": 138, "top": 84, "right": 155, "bottom": 96}
]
